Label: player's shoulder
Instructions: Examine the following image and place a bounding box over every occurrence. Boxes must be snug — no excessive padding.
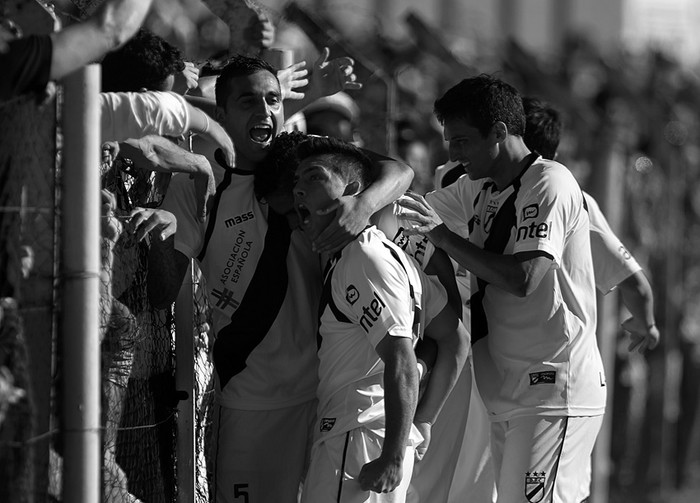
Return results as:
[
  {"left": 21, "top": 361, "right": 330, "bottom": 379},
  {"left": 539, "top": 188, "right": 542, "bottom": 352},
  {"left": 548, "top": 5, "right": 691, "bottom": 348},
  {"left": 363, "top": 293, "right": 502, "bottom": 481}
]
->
[
  {"left": 526, "top": 157, "right": 580, "bottom": 193},
  {"left": 341, "top": 228, "right": 402, "bottom": 272}
]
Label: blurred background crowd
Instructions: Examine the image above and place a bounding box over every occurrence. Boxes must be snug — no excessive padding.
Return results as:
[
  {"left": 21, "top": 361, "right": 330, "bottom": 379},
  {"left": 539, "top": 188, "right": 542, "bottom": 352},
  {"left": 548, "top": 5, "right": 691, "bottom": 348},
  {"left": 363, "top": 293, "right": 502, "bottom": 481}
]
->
[{"left": 2, "top": 0, "right": 700, "bottom": 502}]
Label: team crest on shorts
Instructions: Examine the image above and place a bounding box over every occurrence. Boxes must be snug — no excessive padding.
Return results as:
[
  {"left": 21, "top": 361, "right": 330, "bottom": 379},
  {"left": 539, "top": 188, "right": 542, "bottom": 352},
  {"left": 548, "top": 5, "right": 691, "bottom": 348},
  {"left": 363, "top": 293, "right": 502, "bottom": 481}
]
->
[
  {"left": 525, "top": 471, "right": 546, "bottom": 502},
  {"left": 320, "top": 418, "right": 336, "bottom": 432}
]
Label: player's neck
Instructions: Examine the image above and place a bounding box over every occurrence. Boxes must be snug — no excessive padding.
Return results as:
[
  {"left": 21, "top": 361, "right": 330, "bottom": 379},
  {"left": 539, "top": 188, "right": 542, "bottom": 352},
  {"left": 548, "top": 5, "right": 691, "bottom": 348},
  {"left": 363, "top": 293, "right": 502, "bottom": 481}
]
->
[{"left": 491, "top": 140, "right": 533, "bottom": 190}]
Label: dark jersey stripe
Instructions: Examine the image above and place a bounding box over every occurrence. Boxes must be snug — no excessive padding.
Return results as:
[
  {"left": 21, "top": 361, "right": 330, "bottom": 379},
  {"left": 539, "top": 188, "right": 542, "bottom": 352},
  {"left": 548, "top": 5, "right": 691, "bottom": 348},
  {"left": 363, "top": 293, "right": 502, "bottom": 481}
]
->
[
  {"left": 213, "top": 209, "right": 292, "bottom": 388},
  {"left": 470, "top": 153, "right": 539, "bottom": 343}
]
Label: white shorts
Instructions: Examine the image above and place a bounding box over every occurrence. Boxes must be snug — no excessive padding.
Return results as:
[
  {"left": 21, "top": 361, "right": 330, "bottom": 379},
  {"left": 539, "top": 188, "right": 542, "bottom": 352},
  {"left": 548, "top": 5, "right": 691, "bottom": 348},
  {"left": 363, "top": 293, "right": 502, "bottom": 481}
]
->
[
  {"left": 212, "top": 400, "right": 317, "bottom": 503},
  {"left": 302, "top": 427, "right": 415, "bottom": 503},
  {"left": 490, "top": 415, "right": 604, "bottom": 503}
]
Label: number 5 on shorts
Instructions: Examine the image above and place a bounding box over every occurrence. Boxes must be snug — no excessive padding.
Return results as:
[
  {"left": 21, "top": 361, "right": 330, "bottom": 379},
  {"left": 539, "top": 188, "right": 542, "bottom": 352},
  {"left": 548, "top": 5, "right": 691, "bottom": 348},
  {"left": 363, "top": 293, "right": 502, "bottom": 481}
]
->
[{"left": 234, "top": 483, "right": 249, "bottom": 502}]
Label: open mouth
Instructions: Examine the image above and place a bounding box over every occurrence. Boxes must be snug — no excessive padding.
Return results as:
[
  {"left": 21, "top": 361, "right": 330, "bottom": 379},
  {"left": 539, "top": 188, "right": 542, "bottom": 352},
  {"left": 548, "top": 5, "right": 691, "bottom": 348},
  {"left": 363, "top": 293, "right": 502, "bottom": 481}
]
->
[
  {"left": 296, "top": 203, "right": 311, "bottom": 227},
  {"left": 249, "top": 124, "right": 273, "bottom": 143}
]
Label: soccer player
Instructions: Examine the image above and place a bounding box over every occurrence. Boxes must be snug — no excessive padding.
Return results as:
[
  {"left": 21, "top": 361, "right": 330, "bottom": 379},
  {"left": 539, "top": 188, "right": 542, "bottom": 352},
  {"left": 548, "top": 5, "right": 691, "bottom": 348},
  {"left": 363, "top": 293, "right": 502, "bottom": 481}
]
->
[
  {"left": 291, "top": 135, "right": 469, "bottom": 503},
  {"left": 147, "top": 55, "right": 413, "bottom": 503},
  {"left": 397, "top": 74, "right": 606, "bottom": 503},
  {"left": 522, "top": 96, "right": 659, "bottom": 352}
]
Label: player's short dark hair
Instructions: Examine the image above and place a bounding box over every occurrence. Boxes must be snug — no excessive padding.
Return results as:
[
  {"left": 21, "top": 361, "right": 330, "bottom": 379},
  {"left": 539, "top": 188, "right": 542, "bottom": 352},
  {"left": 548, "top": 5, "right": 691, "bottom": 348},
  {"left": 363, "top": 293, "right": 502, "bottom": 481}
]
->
[
  {"left": 522, "top": 97, "right": 561, "bottom": 160},
  {"left": 434, "top": 74, "right": 525, "bottom": 137},
  {"left": 215, "top": 55, "right": 279, "bottom": 108},
  {"left": 254, "top": 131, "right": 308, "bottom": 199},
  {"left": 101, "top": 29, "right": 185, "bottom": 92},
  {"left": 296, "top": 136, "right": 375, "bottom": 191}
]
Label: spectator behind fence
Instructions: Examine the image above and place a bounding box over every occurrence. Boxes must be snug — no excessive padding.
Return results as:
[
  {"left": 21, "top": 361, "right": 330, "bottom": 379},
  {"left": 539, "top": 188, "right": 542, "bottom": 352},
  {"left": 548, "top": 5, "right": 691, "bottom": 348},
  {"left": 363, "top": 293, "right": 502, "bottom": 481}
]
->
[
  {"left": 147, "top": 54, "right": 413, "bottom": 502},
  {"left": 101, "top": 28, "right": 200, "bottom": 96},
  {"left": 397, "top": 74, "right": 606, "bottom": 503},
  {"left": 0, "top": 0, "right": 153, "bottom": 103}
]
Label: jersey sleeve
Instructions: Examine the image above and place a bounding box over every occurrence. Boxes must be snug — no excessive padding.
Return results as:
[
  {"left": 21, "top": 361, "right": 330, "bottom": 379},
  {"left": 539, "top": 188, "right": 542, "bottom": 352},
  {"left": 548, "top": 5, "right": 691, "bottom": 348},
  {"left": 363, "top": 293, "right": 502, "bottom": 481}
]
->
[
  {"left": 100, "top": 91, "right": 191, "bottom": 143},
  {"left": 426, "top": 177, "right": 477, "bottom": 239},
  {"left": 376, "top": 204, "right": 435, "bottom": 270},
  {"left": 584, "top": 192, "right": 642, "bottom": 293},
  {"left": 334, "top": 244, "right": 417, "bottom": 348},
  {"left": 417, "top": 272, "right": 448, "bottom": 330},
  {"left": 160, "top": 172, "right": 204, "bottom": 259},
  {"left": 511, "top": 164, "right": 585, "bottom": 265}
]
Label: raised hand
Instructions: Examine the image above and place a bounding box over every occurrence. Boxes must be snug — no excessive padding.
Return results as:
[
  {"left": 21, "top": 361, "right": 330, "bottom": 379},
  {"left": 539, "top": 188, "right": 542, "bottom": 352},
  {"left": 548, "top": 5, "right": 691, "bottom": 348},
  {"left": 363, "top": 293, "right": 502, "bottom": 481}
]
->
[
  {"left": 172, "top": 61, "right": 200, "bottom": 95},
  {"left": 308, "top": 47, "right": 363, "bottom": 99},
  {"left": 277, "top": 61, "right": 309, "bottom": 101}
]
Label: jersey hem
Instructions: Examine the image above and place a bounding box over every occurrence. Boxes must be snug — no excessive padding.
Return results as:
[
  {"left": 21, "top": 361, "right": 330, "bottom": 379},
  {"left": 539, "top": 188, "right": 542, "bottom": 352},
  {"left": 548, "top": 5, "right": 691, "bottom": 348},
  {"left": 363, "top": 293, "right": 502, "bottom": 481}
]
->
[{"left": 486, "top": 406, "right": 606, "bottom": 423}]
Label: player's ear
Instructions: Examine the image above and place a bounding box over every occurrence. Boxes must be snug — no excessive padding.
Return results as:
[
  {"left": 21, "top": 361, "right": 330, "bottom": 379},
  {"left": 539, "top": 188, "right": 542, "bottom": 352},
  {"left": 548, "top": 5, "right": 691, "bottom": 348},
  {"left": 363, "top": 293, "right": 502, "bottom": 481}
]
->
[
  {"left": 491, "top": 121, "right": 507, "bottom": 143},
  {"left": 344, "top": 180, "right": 361, "bottom": 196},
  {"left": 215, "top": 106, "right": 226, "bottom": 123}
]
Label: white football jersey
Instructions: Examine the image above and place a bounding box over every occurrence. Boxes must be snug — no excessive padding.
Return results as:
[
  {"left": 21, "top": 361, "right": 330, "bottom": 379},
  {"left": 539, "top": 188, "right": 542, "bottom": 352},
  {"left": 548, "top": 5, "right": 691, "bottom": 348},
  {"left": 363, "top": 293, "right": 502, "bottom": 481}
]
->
[
  {"left": 427, "top": 157, "right": 606, "bottom": 421},
  {"left": 584, "top": 192, "right": 642, "bottom": 294},
  {"left": 163, "top": 159, "right": 321, "bottom": 411},
  {"left": 314, "top": 227, "right": 446, "bottom": 439}
]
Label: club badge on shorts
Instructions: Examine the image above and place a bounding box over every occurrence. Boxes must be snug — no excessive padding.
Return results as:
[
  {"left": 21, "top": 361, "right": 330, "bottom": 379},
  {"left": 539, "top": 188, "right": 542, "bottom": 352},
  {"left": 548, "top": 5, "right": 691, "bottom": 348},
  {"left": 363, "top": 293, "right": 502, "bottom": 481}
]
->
[
  {"left": 320, "top": 418, "right": 336, "bottom": 432},
  {"left": 525, "top": 471, "right": 546, "bottom": 502}
]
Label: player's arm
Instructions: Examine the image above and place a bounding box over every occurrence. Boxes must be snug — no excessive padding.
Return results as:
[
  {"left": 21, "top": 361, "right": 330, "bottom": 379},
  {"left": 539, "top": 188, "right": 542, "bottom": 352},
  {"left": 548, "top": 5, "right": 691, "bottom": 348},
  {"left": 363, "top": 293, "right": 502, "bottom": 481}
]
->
[
  {"left": 617, "top": 270, "right": 660, "bottom": 352},
  {"left": 397, "top": 192, "right": 551, "bottom": 296},
  {"left": 147, "top": 233, "right": 190, "bottom": 310},
  {"left": 358, "top": 335, "right": 418, "bottom": 494},
  {"left": 424, "top": 247, "right": 462, "bottom": 319},
  {"left": 312, "top": 151, "right": 414, "bottom": 254},
  {"left": 50, "top": 0, "right": 153, "bottom": 81},
  {"left": 413, "top": 305, "right": 470, "bottom": 460}
]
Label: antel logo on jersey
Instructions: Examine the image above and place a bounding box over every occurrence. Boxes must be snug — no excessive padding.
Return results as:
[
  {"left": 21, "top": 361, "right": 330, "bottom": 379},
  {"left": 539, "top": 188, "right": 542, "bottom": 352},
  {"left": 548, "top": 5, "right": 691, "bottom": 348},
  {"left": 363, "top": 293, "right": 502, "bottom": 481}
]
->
[
  {"left": 515, "top": 221, "right": 552, "bottom": 242},
  {"left": 522, "top": 204, "right": 539, "bottom": 220},
  {"left": 224, "top": 211, "right": 255, "bottom": 228},
  {"left": 320, "top": 417, "right": 336, "bottom": 432},
  {"left": 360, "top": 291, "right": 387, "bottom": 333},
  {"left": 346, "top": 285, "right": 360, "bottom": 305}
]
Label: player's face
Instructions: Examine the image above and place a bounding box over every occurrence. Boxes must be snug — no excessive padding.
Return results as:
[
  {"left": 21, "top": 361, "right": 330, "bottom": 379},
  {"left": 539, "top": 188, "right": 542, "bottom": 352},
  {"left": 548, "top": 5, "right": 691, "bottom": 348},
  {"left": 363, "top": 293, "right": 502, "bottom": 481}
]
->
[
  {"left": 293, "top": 155, "right": 346, "bottom": 236},
  {"left": 219, "top": 70, "right": 284, "bottom": 167},
  {"left": 443, "top": 117, "right": 498, "bottom": 181}
]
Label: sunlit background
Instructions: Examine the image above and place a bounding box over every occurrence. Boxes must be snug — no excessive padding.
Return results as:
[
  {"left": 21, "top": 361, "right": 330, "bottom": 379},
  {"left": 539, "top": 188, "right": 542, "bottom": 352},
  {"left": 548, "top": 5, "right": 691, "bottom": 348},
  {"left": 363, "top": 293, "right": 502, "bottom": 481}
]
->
[{"left": 3, "top": 1, "right": 700, "bottom": 502}]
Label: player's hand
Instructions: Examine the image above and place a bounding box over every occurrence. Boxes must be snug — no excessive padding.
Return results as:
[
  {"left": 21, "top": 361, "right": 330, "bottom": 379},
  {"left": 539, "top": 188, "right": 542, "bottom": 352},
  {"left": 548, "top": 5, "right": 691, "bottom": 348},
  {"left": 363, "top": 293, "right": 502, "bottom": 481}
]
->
[
  {"left": 127, "top": 208, "right": 177, "bottom": 243},
  {"left": 172, "top": 61, "right": 200, "bottom": 95},
  {"left": 308, "top": 47, "right": 362, "bottom": 100},
  {"left": 277, "top": 61, "right": 309, "bottom": 101},
  {"left": 414, "top": 421, "right": 432, "bottom": 461},
  {"left": 205, "top": 119, "right": 236, "bottom": 168},
  {"left": 395, "top": 191, "right": 444, "bottom": 237},
  {"left": 622, "top": 317, "right": 660, "bottom": 353},
  {"left": 311, "top": 195, "right": 371, "bottom": 253},
  {"left": 357, "top": 455, "right": 403, "bottom": 494}
]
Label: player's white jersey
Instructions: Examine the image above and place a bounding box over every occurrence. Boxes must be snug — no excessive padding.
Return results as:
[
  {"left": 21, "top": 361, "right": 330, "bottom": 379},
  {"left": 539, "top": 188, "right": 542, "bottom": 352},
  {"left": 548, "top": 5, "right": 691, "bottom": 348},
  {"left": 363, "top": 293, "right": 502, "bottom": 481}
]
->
[
  {"left": 427, "top": 156, "right": 606, "bottom": 421},
  {"left": 162, "top": 161, "right": 321, "bottom": 411},
  {"left": 314, "top": 227, "right": 446, "bottom": 441},
  {"left": 584, "top": 192, "right": 642, "bottom": 294}
]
